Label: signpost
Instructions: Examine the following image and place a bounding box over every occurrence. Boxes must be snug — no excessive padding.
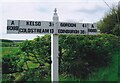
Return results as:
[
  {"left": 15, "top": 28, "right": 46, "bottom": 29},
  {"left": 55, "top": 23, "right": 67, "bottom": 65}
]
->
[
  {"left": 51, "top": 8, "right": 59, "bottom": 82},
  {"left": 7, "top": 20, "right": 54, "bottom": 34},
  {"left": 7, "top": 8, "right": 98, "bottom": 82},
  {"left": 7, "top": 21, "right": 97, "bottom": 35}
]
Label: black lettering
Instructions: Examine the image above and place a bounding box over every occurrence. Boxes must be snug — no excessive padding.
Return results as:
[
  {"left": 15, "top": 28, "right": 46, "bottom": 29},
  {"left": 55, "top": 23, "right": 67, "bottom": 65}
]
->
[
  {"left": 88, "top": 29, "right": 97, "bottom": 32},
  {"left": 29, "top": 21, "right": 33, "bottom": 26},
  {"left": 60, "top": 23, "right": 76, "bottom": 27},
  {"left": 37, "top": 29, "right": 42, "bottom": 33},
  {"left": 7, "top": 26, "right": 12, "bottom": 30},
  {"left": 82, "top": 24, "right": 84, "bottom": 27},
  {"left": 45, "top": 29, "right": 49, "bottom": 33},
  {"left": 28, "top": 28, "right": 33, "bottom": 33},
  {"left": 33, "top": 29, "right": 37, "bottom": 32},
  {"left": 18, "top": 28, "right": 54, "bottom": 34},
  {"left": 91, "top": 24, "right": 94, "bottom": 28},
  {"left": 80, "top": 30, "right": 85, "bottom": 34},
  {"left": 19, "top": 28, "right": 27, "bottom": 33},
  {"left": 41, "top": 29, "right": 44, "bottom": 33},
  {"left": 82, "top": 24, "right": 87, "bottom": 27},
  {"left": 49, "top": 22, "right": 54, "bottom": 27},
  {"left": 49, "top": 22, "right": 51, "bottom": 26},
  {"left": 23, "top": 29, "right": 27, "bottom": 33},
  {"left": 58, "top": 29, "right": 79, "bottom": 34},
  {"left": 7, "top": 26, "right": 19, "bottom": 30},
  {"left": 41, "top": 29, "right": 49, "bottom": 33},
  {"left": 19, "top": 28, "right": 23, "bottom": 32},
  {"left": 60, "top": 23, "right": 63, "bottom": 27},
  {"left": 26, "top": 21, "right": 41, "bottom": 26},
  {"left": 11, "top": 21, "right": 15, "bottom": 25},
  {"left": 35, "top": 21, "right": 41, "bottom": 26},
  {"left": 26, "top": 21, "right": 29, "bottom": 25},
  {"left": 50, "top": 29, "right": 54, "bottom": 33}
]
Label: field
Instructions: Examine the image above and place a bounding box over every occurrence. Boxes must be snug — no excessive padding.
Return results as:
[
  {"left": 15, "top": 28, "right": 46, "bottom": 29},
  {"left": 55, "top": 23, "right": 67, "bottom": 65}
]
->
[{"left": 2, "top": 47, "right": 19, "bottom": 55}]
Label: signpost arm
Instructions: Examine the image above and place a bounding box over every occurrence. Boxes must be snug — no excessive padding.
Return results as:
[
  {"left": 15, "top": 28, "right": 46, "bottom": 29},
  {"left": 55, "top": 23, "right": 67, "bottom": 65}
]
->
[{"left": 51, "top": 8, "right": 59, "bottom": 82}]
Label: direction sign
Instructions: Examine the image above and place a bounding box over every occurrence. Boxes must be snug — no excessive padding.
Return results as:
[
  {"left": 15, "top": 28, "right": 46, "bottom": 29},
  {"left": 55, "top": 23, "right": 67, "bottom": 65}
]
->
[
  {"left": 7, "top": 20, "right": 54, "bottom": 34},
  {"left": 58, "top": 22, "right": 87, "bottom": 35},
  {"left": 7, "top": 20, "right": 97, "bottom": 35},
  {"left": 58, "top": 22, "right": 97, "bottom": 35}
]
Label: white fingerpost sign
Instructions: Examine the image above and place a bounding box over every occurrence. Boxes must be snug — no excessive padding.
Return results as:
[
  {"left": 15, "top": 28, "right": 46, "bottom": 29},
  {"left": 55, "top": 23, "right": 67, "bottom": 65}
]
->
[
  {"left": 7, "top": 20, "right": 54, "bottom": 34},
  {"left": 7, "top": 8, "right": 98, "bottom": 82},
  {"left": 51, "top": 8, "right": 59, "bottom": 82},
  {"left": 7, "top": 21, "right": 97, "bottom": 35}
]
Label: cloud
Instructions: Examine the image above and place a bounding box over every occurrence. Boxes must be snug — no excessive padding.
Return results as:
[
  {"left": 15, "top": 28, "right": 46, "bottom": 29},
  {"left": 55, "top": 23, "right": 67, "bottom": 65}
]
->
[
  {"left": 38, "top": 7, "right": 49, "bottom": 13},
  {"left": 75, "top": 6, "right": 108, "bottom": 14},
  {"left": 1, "top": 0, "right": 40, "bottom": 2}
]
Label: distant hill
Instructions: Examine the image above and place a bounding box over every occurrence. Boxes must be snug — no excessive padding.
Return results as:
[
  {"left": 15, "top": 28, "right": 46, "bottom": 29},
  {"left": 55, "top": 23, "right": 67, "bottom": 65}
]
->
[
  {"left": 0, "top": 39, "right": 13, "bottom": 42},
  {"left": 0, "top": 39, "right": 24, "bottom": 42},
  {"left": 0, "top": 39, "right": 24, "bottom": 47},
  {"left": 12, "top": 40, "right": 24, "bottom": 42}
]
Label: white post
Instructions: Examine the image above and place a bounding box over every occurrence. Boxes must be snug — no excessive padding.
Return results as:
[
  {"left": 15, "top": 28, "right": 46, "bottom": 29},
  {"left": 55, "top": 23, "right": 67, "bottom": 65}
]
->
[{"left": 51, "top": 8, "right": 59, "bottom": 82}]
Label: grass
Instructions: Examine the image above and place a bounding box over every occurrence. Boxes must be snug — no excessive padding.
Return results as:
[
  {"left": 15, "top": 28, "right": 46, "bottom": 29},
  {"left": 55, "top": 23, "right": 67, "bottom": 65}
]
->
[
  {"left": 58, "top": 48, "right": 120, "bottom": 82},
  {"left": 86, "top": 48, "right": 119, "bottom": 82},
  {"left": 2, "top": 47, "right": 20, "bottom": 59},
  {"left": 2, "top": 47, "right": 19, "bottom": 56},
  {"left": 2, "top": 47, "right": 40, "bottom": 69},
  {"left": 59, "top": 74, "right": 81, "bottom": 81}
]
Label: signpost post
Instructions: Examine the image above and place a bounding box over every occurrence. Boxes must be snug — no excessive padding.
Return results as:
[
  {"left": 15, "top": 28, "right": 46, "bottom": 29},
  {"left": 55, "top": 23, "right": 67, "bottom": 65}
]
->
[
  {"left": 51, "top": 8, "right": 59, "bottom": 82},
  {"left": 6, "top": 8, "right": 98, "bottom": 82}
]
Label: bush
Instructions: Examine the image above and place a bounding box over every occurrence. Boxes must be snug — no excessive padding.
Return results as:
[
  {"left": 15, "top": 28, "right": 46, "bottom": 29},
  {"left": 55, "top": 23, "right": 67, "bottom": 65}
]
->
[
  {"left": 59, "top": 34, "right": 120, "bottom": 79},
  {"left": 19, "top": 34, "right": 120, "bottom": 79},
  {"left": 3, "top": 34, "right": 120, "bottom": 81}
]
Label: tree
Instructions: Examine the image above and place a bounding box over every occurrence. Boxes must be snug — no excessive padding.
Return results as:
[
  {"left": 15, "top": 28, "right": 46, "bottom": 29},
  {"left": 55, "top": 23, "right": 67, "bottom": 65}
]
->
[{"left": 98, "top": 6, "right": 120, "bottom": 36}]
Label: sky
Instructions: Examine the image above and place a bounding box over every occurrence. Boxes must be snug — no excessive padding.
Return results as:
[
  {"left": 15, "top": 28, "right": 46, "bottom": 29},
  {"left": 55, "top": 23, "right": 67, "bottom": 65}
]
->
[{"left": 0, "top": 0, "right": 119, "bottom": 40}]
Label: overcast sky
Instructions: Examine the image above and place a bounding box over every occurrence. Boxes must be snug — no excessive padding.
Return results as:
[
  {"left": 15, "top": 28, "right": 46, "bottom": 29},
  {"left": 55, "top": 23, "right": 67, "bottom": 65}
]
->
[{"left": 0, "top": 0, "right": 119, "bottom": 40}]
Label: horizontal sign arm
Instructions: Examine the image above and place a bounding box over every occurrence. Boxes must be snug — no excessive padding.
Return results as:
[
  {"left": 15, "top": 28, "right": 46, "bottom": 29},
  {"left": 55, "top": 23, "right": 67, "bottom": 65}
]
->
[{"left": 7, "top": 20, "right": 98, "bottom": 35}]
